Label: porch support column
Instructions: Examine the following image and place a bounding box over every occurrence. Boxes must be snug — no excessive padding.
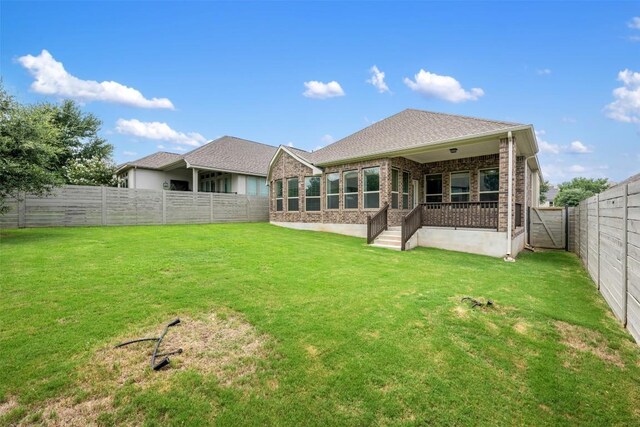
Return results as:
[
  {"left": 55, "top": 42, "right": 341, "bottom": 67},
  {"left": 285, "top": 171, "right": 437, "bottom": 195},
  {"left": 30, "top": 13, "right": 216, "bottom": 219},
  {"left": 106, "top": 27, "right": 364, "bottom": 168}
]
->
[
  {"left": 498, "top": 135, "right": 516, "bottom": 234},
  {"left": 192, "top": 168, "right": 199, "bottom": 192}
]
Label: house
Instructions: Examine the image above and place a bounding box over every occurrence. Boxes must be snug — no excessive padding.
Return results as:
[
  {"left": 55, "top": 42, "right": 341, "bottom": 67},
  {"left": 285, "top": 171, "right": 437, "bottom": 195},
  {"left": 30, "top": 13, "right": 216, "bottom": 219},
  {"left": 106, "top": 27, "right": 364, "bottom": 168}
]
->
[
  {"left": 116, "top": 136, "right": 277, "bottom": 196},
  {"left": 540, "top": 185, "right": 559, "bottom": 207},
  {"left": 266, "top": 109, "right": 543, "bottom": 258}
]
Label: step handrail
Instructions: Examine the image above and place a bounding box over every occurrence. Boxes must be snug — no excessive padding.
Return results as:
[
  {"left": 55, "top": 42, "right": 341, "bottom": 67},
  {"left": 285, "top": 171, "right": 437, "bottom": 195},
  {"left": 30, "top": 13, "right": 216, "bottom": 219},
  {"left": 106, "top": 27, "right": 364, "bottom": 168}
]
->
[
  {"left": 401, "top": 204, "right": 423, "bottom": 250},
  {"left": 367, "top": 203, "right": 389, "bottom": 244}
]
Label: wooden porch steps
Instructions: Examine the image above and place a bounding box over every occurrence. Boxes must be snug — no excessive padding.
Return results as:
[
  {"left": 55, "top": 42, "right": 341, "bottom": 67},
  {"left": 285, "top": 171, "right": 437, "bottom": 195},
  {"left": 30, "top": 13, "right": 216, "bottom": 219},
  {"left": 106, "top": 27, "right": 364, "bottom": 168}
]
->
[{"left": 370, "top": 228, "right": 403, "bottom": 251}]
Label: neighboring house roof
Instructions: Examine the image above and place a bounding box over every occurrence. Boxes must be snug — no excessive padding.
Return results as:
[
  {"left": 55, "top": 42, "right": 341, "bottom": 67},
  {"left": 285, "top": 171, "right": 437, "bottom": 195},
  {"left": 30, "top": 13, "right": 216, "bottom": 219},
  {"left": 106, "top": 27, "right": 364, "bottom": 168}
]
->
[
  {"left": 117, "top": 136, "right": 278, "bottom": 176},
  {"left": 183, "top": 136, "right": 277, "bottom": 176},
  {"left": 301, "top": 109, "right": 529, "bottom": 165},
  {"left": 118, "top": 152, "right": 183, "bottom": 171},
  {"left": 546, "top": 186, "right": 559, "bottom": 202}
]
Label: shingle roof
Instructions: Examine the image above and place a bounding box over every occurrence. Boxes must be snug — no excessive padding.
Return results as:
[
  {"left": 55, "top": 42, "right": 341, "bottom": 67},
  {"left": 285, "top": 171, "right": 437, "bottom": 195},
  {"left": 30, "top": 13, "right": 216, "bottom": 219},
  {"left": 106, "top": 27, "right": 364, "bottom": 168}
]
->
[
  {"left": 305, "top": 109, "right": 525, "bottom": 165},
  {"left": 184, "top": 136, "right": 278, "bottom": 176},
  {"left": 121, "top": 152, "right": 183, "bottom": 170}
]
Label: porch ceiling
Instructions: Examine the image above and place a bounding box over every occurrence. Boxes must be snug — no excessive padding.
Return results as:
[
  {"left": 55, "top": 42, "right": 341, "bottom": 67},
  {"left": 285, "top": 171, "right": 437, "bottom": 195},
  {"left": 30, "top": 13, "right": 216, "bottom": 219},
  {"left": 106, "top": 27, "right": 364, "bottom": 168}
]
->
[{"left": 401, "top": 138, "right": 499, "bottom": 164}]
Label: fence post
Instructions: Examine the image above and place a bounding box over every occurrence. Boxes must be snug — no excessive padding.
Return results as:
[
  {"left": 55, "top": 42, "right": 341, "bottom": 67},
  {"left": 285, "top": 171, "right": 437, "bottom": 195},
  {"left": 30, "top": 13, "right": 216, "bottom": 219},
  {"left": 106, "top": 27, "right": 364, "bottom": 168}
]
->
[
  {"left": 101, "top": 186, "right": 107, "bottom": 226},
  {"left": 210, "top": 193, "right": 214, "bottom": 223},
  {"left": 623, "top": 184, "right": 629, "bottom": 327},
  {"left": 18, "top": 192, "right": 26, "bottom": 228},
  {"left": 596, "top": 194, "right": 600, "bottom": 290},
  {"left": 565, "top": 206, "right": 569, "bottom": 251},
  {"left": 162, "top": 190, "right": 167, "bottom": 225}
]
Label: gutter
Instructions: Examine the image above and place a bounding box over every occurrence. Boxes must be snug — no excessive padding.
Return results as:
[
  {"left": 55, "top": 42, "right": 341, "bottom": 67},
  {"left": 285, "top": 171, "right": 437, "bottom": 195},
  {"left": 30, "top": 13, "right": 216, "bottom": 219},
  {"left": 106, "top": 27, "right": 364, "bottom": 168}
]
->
[{"left": 505, "top": 131, "right": 515, "bottom": 261}]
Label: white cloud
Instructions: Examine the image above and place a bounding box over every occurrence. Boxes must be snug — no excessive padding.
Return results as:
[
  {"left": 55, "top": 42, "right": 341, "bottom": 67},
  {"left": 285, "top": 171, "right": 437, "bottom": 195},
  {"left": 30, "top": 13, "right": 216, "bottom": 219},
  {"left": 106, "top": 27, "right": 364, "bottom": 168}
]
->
[
  {"left": 287, "top": 142, "right": 294, "bottom": 147},
  {"left": 320, "top": 134, "right": 335, "bottom": 144},
  {"left": 122, "top": 151, "right": 138, "bottom": 157},
  {"left": 403, "top": 69, "right": 484, "bottom": 102},
  {"left": 17, "top": 50, "right": 174, "bottom": 109},
  {"left": 568, "top": 140, "right": 592, "bottom": 154},
  {"left": 605, "top": 69, "right": 640, "bottom": 123},
  {"left": 172, "top": 146, "right": 188, "bottom": 152},
  {"left": 366, "top": 65, "right": 390, "bottom": 93},
  {"left": 115, "top": 119, "right": 206, "bottom": 147},
  {"left": 302, "top": 80, "right": 345, "bottom": 99},
  {"left": 536, "top": 68, "right": 552, "bottom": 76},
  {"left": 562, "top": 117, "right": 577, "bottom": 123},
  {"left": 535, "top": 130, "right": 560, "bottom": 154},
  {"left": 157, "top": 144, "right": 166, "bottom": 150},
  {"left": 628, "top": 17, "right": 640, "bottom": 29},
  {"left": 568, "top": 164, "right": 586, "bottom": 173}
]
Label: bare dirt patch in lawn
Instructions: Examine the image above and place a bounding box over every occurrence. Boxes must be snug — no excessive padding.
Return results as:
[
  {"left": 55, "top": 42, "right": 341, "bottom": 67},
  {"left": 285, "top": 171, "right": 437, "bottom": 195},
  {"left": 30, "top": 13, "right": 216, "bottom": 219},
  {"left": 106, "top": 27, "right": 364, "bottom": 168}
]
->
[
  {"left": 17, "top": 310, "right": 271, "bottom": 426},
  {"left": 0, "top": 396, "right": 19, "bottom": 417},
  {"left": 555, "top": 321, "right": 624, "bottom": 368}
]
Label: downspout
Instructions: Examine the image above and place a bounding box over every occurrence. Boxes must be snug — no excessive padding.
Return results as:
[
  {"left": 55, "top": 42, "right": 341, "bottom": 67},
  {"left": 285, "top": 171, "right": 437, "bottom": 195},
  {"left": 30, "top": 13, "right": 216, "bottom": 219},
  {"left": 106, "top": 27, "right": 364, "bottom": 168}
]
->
[{"left": 505, "top": 131, "right": 514, "bottom": 261}]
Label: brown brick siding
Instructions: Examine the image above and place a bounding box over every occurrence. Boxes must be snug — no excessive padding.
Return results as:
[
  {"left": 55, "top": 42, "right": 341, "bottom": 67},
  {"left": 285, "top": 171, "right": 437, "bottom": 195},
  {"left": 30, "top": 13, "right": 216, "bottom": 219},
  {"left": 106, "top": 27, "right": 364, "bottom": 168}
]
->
[{"left": 423, "top": 154, "right": 500, "bottom": 203}]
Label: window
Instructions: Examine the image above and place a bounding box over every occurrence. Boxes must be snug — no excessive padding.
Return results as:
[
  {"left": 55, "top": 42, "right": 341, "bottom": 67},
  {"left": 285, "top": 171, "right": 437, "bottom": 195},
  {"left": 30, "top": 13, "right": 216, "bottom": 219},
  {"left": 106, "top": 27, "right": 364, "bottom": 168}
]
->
[
  {"left": 247, "top": 176, "right": 268, "bottom": 196},
  {"left": 363, "top": 167, "right": 380, "bottom": 209},
  {"left": 287, "top": 178, "right": 299, "bottom": 211},
  {"left": 275, "top": 180, "right": 283, "bottom": 211},
  {"left": 343, "top": 170, "right": 358, "bottom": 209},
  {"left": 402, "top": 171, "right": 410, "bottom": 209},
  {"left": 305, "top": 176, "right": 321, "bottom": 211},
  {"left": 326, "top": 173, "right": 339, "bottom": 209},
  {"left": 479, "top": 168, "right": 499, "bottom": 202},
  {"left": 391, "top": 168, "right": 399, "bottom": 209},
  {"left": 224, "top": 177, "right": 231, "bottom": 193},
  {"left": 199, "top": 173, "right": 217, "bottom": 193},
  {"left": 450, "top": 172, "right": 470, "bottom": 202},
  {"left": 425, "top": 174, "right": 442, "bottom": 203}
]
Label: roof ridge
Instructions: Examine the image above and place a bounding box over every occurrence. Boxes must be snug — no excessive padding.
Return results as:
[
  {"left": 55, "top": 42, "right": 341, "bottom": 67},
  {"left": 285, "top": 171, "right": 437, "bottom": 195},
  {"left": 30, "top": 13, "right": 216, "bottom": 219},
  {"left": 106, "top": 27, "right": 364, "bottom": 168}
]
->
[
  {"left": 404, "top": 108, "right": 524, "bottom": 127},
  {"left": 185, "top": 135, "right": 278, "bottom": 156}
]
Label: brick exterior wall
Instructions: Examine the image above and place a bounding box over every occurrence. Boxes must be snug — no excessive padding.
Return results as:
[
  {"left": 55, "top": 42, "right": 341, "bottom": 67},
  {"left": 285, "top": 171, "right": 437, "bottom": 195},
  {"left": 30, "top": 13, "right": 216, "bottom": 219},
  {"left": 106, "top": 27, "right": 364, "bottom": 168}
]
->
[{"left": 270, "top": 145, "right": 527, "bottom": 230}]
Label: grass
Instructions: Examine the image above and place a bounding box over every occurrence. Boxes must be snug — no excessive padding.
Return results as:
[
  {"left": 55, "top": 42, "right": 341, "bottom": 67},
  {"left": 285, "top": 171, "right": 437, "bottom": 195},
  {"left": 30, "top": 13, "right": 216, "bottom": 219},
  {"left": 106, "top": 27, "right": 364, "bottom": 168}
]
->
[{"left": 1, "top": 223, "right": 639, "bottom": 426}]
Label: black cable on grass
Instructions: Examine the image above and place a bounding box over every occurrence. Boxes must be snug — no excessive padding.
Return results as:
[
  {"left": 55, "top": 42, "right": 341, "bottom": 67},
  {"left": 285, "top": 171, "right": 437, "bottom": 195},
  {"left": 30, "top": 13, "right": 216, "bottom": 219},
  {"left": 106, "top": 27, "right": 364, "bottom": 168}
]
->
[
  {"left": 461, "top": 297, "right": 493, "bottom": 308},
  {"left": 115, "top": 318, "right": 182, "bottom": 371}
]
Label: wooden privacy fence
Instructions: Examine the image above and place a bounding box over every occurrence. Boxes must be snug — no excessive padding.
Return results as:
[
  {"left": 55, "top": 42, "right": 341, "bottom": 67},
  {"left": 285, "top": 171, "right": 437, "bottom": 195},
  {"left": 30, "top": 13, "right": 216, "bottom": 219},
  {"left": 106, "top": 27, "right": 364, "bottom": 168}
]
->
[
  {"left": 529, "top": 207, "right": 566, "bottom": 249},
  {"left": 569, "top": 180, "right": 640, "bottom": 343},
  {"left": 0, "top": 185, "right": 269, "bottom": 229}
]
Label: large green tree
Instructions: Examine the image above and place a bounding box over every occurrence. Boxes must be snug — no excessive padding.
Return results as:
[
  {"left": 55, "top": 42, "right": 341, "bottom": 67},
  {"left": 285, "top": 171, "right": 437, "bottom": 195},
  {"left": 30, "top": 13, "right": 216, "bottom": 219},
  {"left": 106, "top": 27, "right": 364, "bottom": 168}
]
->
[
  {"left": 554, "top": 177, "right": 610, "bottom": 207},
  {"left": 0, "top": 84, "right": 116, "bottom": 213},
  {"left": 539, "top": 179, "right": 551, "bottom": 204}
]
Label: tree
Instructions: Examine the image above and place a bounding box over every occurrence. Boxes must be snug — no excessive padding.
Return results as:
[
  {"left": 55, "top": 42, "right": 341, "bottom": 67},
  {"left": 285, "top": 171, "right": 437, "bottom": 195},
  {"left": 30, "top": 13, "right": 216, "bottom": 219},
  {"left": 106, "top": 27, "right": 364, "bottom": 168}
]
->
[
  {"left": 0, "top": 84, "right": 116, "bottom": 212},
  {"left": 554, "top": 177, "right": 610, "bottom": 207},
  {"left": 539, "top": 179, "right": 550, "bottom": 204}
]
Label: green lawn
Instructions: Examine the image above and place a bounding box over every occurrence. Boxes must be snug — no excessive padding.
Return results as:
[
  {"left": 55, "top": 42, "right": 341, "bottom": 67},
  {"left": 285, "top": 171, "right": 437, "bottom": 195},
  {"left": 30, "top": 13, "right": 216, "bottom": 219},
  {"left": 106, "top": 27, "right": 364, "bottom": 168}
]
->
[{"left": 1, "top": 223, "right": 638, "bottom": 426}]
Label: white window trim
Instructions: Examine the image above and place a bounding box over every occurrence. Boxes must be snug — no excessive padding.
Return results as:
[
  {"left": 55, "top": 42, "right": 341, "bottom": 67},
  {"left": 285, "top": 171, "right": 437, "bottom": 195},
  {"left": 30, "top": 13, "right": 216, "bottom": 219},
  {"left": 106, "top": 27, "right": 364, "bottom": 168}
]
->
[
  {"left": 287, "top": 177, "right": 299, "bottom": 212},
  {"left": 424, "top": 173, "right": 443, "bottom": 203},
  {"left": 478, "top": 167, "right": 500, "bottom": 202},
  {"left": 304, "top": 176, "right": 321, "bottom": 212},
  {"left": 362, "top": 166, "right": 381, "bottom": 210},
  {"left": 343, "top": 170, "right": 359, "bottom": 210},
  {"left": 402, "top": 171, "right": 410, "bottom": 209},
  {"left": 450, "top": 170, "right": 471, "bottom": 202},
  {"left": 275, "top": 179, "right": 283, "bottom": 211},
  {"left": 391, "top": 168, "right": 400, "bottom": 209},
  {"left": 326, "top": 173, "right": 340, "bottom": 210}
]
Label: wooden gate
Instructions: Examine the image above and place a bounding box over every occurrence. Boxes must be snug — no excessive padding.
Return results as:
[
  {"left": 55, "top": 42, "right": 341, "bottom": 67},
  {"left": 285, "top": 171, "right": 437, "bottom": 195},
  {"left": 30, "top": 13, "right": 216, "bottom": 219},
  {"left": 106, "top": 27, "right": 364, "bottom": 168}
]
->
[{"left": 529, "top": 207, "right": 567, "bottom": 249}]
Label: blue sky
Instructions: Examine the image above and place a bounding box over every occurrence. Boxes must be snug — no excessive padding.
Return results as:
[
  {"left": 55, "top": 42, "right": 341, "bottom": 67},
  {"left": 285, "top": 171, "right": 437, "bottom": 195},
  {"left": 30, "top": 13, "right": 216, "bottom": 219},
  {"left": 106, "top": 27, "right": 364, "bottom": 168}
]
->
[{"left": 2, "top": 1, "right": 639, "bottom": 184}]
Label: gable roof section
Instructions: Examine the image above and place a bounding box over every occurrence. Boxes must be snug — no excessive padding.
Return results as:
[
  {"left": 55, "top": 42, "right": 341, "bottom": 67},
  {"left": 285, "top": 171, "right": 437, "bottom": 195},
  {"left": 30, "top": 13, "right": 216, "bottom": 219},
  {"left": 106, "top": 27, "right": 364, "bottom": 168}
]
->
[
  {"left": 117, "top": 152, "right": 183, "bottom": 172},
  {"left": 267, "top": 146, "right": 322, "bottom": 181},
  {"left": 183, "top": 136, "right": 278, "bottom": 176},
  {"left": 305, "top": 109, "right": 527, "bottom": 165}
]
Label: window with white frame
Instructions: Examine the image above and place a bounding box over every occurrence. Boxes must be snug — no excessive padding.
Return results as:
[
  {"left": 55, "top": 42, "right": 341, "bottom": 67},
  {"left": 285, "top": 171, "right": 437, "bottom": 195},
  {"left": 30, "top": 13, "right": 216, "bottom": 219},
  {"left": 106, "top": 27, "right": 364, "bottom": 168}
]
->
[
  {"left": 199, "top": 173, "right": 217, "bottom": 193},
  {"left": 402, "top": 171, "right": 410, "bottom": 209},
  {"left": 287, "top": 178, "right": 299, "bottom": 211},
  {"left": 363, "top": 167, "right": 380, "bottom": 209},
  {"left": 425, "top": 174, "right": 442, "bottom": 203},
  {"left": 391, "top": 168, "right": 399, "bottom": 209},
  {"left": 305, "top": 176, "right": 321, "bottom": 211},
  {"left": 247, "top": 176, "right": 268, "bottom": 196},
  {"left": 343, "top": 170, "right": 358, "bottom": 209},
  {"left": 275, "top": 180, "right": 283, "bottom": 211},
  {"left": 326, "top": 173, "right": 339, "bottom": 209},
  {"left": 450, "top": 171, "right": 470, "bottom": 202},
  {"left": 479, "top": 168, "right": 499, "bottom": 202}
]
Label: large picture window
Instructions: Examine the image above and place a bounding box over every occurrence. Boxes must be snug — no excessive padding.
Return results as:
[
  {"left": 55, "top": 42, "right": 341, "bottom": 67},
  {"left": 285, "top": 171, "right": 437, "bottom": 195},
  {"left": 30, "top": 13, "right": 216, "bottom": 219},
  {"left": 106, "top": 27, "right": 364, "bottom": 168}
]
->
[
  {"left": 343, "top": 170, "right": 358, "bottom": 209},
  {"left": 305, "top": 176, "right": 321, "bottom": 211},
  {"left": 275, "top": 180, "right": 283, "bottom": 211},
  {"left": 287, "top": 178, "right": 299, "bottom": 211},
  {"left": 326, "top": 173, "right": 339, "bottom": 209},
  {"left": 247, "top": 176, "right": 268, "bottom": 196},
  {"left": 479, "top": 168, "right": 499, "bottom": 202},
  {"left": 391, "top": 168, "right": 399, "bottom": 209},
  {"left": 425, "top": 174, "right": 442, "bottom": 203},
  {"left": 450, "top": 172, "right": 470, "bottom": 202},
  {"left": 363, "top": 167, "right": 380, "bottom": 209},
  {"left": 402, "top": 171, "right": 410, "bottom": 209}
]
